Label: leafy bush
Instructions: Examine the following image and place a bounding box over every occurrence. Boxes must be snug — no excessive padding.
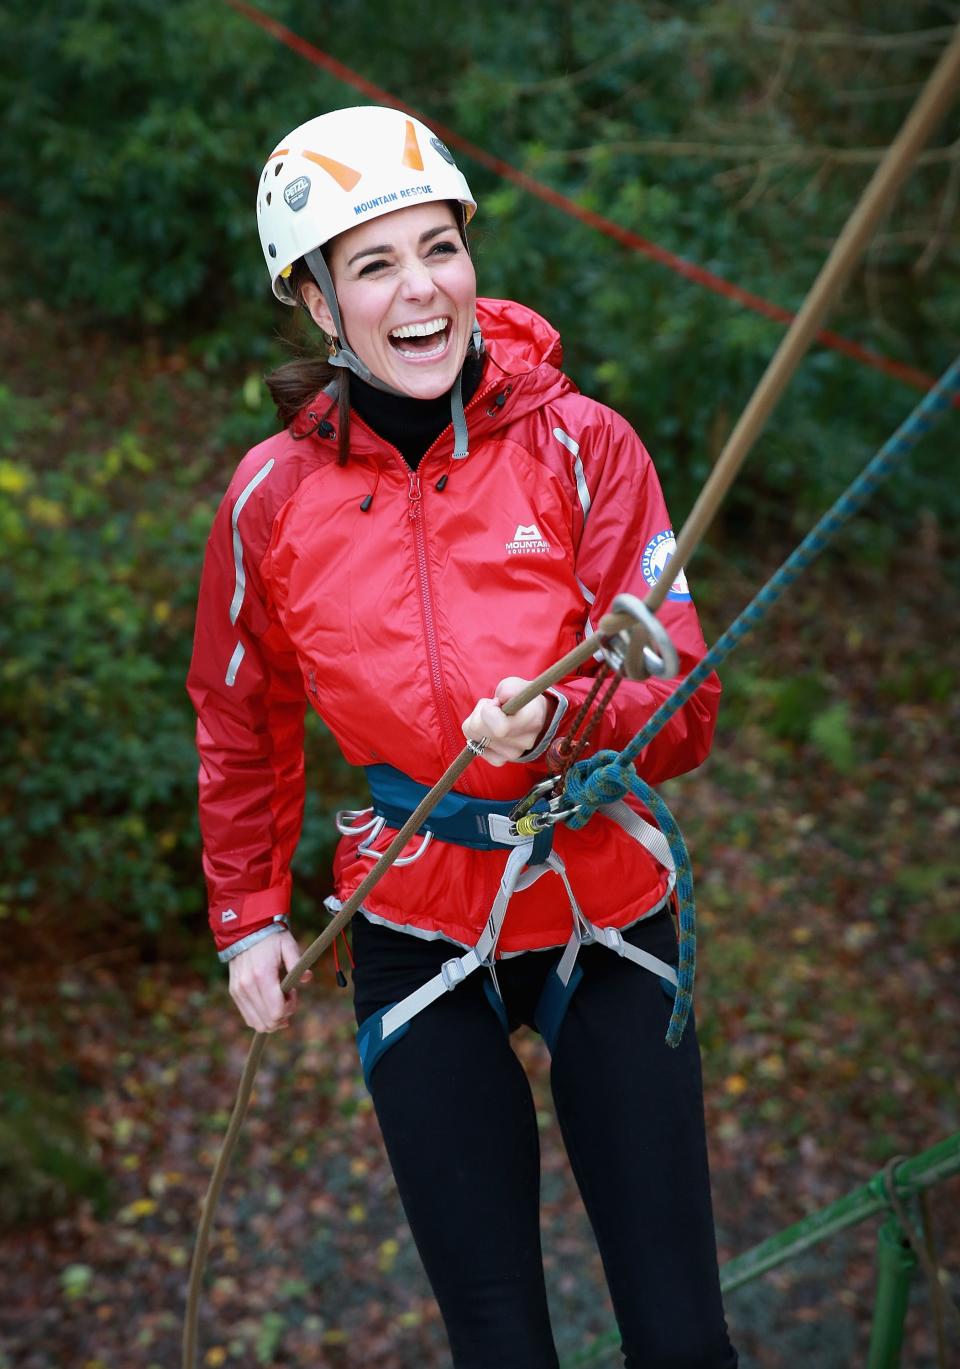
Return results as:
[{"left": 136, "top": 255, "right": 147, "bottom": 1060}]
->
[{"left": 0, "top": 405, "right": 207, "bottom": 939}]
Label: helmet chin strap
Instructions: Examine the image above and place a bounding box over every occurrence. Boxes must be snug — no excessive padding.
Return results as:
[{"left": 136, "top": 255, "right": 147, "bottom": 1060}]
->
[{"left": 304, "top": 248, "right": 482, "bottom": 460}]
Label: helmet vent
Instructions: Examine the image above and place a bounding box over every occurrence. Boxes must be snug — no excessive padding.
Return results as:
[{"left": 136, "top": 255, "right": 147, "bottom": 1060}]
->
[
  {"left": 268, "top": 243, "right": 277, "bottom": 258},
  {"left": 266, "top": 191, "right": 272, "bottom": 205},
  {"left": 274, "top": 161, "right": 283, "bottom": 176}
]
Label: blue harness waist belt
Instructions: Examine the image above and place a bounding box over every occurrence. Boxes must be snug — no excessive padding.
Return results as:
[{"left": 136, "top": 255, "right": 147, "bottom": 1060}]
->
[{"left": 364, "top": 764, "right": 520, "bottom": 850}]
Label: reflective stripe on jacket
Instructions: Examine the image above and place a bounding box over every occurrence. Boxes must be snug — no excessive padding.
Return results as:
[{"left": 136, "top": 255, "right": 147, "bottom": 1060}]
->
[{"left": 187, "top": 298, "right": 720, "bottom": 954}]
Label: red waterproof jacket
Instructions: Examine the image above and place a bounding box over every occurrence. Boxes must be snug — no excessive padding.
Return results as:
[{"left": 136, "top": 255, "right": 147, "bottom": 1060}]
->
[{"left": 187, "top": 298, "right": 720, "bottom": 956}]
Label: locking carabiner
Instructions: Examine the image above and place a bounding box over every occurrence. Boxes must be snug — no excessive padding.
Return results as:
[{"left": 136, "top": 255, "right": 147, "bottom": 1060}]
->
[{"left": 509, "top": 775, "right": 561, "bottom": 824}]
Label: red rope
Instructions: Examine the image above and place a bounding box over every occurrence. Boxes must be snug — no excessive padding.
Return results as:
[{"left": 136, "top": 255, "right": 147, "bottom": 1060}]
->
[{"left": 226, "top": 0, "right": 947, "bottom": 399}]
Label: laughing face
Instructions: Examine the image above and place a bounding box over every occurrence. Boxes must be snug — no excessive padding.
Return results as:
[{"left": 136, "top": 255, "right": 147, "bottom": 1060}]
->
[{"left": 302, "top": 201, "right": 477, "bottom": 401}]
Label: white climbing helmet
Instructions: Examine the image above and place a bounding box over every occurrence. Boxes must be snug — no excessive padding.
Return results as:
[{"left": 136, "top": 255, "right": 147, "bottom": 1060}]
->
[{"left": 256, "top": 105, "right": 477, "bottom": 305}]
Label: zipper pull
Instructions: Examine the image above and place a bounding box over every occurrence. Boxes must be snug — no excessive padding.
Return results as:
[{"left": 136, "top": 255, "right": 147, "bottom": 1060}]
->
[{"left": 408, "top": 470, "right": 421, "bottom": 519}]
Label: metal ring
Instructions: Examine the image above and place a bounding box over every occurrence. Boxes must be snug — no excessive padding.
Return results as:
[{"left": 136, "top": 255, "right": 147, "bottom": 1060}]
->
[{"left": 604, "top": 593, "right": 679, "bottom": 680}]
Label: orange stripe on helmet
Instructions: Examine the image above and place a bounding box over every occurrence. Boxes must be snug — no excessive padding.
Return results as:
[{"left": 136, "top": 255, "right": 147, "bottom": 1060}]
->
[
  {"left": 267, "top": 148, "right": 289, "bottom": 159},
  {"left": 401, "top": 119, "right": 424, "bottom": 172},
  {"left": 302, "top": 150, "right": 362, "bottom": 190}
]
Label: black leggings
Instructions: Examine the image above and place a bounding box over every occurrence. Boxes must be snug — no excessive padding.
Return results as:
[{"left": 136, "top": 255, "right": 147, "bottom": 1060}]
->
[{"left": 352, "top": 909, "right": 738, "bottom": 1369}]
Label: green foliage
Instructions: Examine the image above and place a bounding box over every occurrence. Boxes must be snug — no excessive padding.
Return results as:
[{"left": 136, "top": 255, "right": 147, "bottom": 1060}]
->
[
  {"left": 809, "top": 702, "right": 856, "bottom": 775},
  {"left": 0, "top": 402, "right": 208, "bottom": 937},
  {"left": 255, "top": 1311, "right": 287, "bottom": 1364},
  {"left": 718, "top": 667, "right": 859, "bottom": 774}
]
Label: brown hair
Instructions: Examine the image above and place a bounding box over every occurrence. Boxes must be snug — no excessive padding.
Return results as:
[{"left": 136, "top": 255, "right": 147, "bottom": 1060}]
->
[{"left": 264, "top": 257, "right": 351, "bottom": 463}]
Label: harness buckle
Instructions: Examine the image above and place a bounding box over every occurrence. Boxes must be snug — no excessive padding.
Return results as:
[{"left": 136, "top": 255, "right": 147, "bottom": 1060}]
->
[
  {"left": 487, "top": 813, "right": 529, "bottom": 846},
  {"left": 598, "top": 926, "right": 626, "bottom": 955},
  {"left": 440, "top": 957, "right": 467, "bottom": 991}
]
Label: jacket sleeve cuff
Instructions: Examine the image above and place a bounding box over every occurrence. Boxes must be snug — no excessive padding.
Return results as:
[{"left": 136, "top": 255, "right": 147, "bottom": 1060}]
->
[
  {"left": 515, "top": 688, "right": 568, "bottom": 763},
  {"left": 210, "top": 877, "right": 292, "bottom": 951},
  {"left": 218, "top": 917, "right": 290, "bottom": 964}
]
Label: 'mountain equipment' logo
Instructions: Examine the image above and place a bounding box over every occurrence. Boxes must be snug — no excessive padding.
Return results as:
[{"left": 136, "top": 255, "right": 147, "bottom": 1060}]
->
[{"left": 506, "top": 523, "right": 551, "bottom": 555}]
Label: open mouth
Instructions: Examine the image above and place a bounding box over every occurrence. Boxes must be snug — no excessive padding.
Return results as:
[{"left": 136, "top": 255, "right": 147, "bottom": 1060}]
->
[{"left": 388, "top": 316, "right": 451, "bottom": 360}]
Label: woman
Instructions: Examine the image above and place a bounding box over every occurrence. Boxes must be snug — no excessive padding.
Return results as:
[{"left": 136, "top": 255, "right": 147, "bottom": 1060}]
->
[{"left": 188, "top": 105, "right": 737, "bottom": 1369}]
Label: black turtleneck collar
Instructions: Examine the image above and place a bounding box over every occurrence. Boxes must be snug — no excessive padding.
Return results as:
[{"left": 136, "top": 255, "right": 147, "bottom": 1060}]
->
[{"left": 348, "top": 352, "right": 485, "bottom": 469}]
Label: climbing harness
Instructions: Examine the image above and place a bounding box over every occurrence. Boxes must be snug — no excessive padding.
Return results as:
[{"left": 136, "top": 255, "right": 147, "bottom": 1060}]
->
[
  {"left": 183, "top": 26, "right": 960, "bottom": 1366},
  {"left": 336, "top": 750, "right": 682, "bottom": 1085}
]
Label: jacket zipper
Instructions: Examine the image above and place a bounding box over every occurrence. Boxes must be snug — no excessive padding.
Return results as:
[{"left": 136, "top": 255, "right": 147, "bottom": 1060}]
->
[
  {"left": 350, "top": 381, "right": 514, "bottom": 763},
  {"left": 407, "top": 468, "right": 463, "bottom": 759}
]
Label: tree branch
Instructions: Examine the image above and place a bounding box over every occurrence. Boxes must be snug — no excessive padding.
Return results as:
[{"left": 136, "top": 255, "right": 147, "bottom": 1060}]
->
[
  {"left": 914, "top": 154, "right": 960, "bottom": 273},
  {"left": 508, "top": 36, "right": 649, "bottom": 95},
  {"left": 533, "top": 138, "right": 960, "bottom": 168},
  {"left": 832, "top": 82, "right": 926, "bottom": 104},
  {"left": 749, "top": 23, "right": 957, "bottom": 51}
]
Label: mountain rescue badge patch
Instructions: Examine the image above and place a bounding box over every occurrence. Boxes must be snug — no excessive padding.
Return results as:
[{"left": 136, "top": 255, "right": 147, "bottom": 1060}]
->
[{"left": 641, "top": 530, "right": 691, "bottom": 602}]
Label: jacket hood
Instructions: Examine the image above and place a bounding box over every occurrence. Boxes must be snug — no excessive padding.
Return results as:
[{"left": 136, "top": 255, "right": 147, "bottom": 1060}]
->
[
  {"left": 476, "top": 296, "right": 565, "bottom": 374},
  {"left": 472, "top": 297, "right": 575, "bottom": 426}
]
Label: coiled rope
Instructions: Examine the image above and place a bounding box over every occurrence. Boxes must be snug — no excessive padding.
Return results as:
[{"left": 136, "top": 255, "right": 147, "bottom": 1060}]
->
[{"left": 183, "top": 29, "right": 960, "bottom": 1367}]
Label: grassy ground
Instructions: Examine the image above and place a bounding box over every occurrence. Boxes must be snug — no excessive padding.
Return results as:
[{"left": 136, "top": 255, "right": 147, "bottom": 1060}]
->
[{"left": 1, "top": 307, "right": 958, "bottom": 1367}]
